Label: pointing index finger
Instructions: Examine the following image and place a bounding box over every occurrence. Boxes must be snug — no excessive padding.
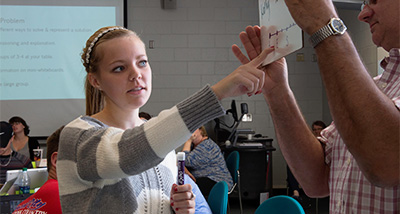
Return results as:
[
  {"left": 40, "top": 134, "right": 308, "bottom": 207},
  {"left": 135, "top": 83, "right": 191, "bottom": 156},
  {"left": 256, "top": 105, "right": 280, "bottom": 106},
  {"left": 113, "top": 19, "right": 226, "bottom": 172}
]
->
[{"left": 248, "top": 47, "right": 274, "bottom": 67}]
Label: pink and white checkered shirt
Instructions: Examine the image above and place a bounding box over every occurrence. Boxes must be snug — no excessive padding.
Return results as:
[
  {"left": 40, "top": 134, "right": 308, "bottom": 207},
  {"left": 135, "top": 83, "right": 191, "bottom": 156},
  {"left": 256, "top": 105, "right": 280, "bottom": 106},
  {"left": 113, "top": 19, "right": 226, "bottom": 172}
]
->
[{"left": 320, "top": 48, "right": 400, "bottom": 213}]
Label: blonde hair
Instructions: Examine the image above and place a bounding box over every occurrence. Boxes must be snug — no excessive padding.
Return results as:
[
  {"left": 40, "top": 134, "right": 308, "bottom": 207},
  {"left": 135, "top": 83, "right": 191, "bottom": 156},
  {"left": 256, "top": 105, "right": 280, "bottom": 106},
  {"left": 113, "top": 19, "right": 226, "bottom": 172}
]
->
[{"left": 81, "top": 26, "right": 141, "bottom": 115}]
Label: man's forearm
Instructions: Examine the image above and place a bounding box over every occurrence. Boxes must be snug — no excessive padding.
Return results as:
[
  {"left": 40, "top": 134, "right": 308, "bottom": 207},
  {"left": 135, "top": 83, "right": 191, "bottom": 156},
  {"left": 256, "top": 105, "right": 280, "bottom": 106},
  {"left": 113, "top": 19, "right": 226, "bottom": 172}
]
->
[
  {"left": 264, "top": 87, "right": 330, "bottom": 197},
  {"left": 315, "top": 33, "right": 400, "bottom": 186}
]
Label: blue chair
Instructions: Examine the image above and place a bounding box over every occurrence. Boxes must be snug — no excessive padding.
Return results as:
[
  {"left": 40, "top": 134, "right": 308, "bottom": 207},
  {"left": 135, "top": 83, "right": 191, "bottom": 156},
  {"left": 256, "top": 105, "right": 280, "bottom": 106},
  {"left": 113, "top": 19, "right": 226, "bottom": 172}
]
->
[
  {"left": 225, "top": 151, "right": 242, "bottom": 214},
  {"left": 207, "top": 181, "right": 229, "bottom": 214},
  {"left": 254, "top": 195, "right": 305, "bottom": 214}
]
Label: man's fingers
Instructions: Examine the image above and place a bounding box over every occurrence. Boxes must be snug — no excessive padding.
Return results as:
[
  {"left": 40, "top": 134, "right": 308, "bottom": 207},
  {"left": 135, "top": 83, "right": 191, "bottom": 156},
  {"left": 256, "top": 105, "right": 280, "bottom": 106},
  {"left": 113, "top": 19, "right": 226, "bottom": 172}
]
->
[
  {"left": 239, "top": 32, "right": 260, "bottom": 60},
  {"left": 245, "top": 26, "right": 262, "bottom": 54},
  {"left": 254, "top": 25, "right": 261, "bottom": 38},
  {"left": 232, "top": 45, "right": 250, "bottom": 64}
]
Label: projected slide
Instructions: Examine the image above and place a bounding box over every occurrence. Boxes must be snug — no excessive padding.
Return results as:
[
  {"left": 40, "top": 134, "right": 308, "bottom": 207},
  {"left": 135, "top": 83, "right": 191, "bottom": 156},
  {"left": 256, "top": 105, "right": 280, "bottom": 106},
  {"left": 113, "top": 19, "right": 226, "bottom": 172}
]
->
[{"left": 0, "top": 5, "right": 116, "bottom": 100}]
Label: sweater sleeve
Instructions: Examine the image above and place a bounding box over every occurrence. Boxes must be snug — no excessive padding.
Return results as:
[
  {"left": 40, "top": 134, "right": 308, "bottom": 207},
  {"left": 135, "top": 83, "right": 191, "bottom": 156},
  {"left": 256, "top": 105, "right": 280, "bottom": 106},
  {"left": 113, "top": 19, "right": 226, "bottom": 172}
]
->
[
  {"left": 28, "top": 137, "right": 40, "bottom": 161},
  {"left": 58, "top": 85, "right": 225, "bottom": 181}
]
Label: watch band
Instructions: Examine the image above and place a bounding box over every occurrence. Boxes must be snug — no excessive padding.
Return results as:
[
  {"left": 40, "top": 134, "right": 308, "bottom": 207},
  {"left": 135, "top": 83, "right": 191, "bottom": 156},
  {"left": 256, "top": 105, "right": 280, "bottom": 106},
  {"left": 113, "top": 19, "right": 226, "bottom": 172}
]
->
[{"left": 309, "top": 25, "right": 334, "bottom": 48}]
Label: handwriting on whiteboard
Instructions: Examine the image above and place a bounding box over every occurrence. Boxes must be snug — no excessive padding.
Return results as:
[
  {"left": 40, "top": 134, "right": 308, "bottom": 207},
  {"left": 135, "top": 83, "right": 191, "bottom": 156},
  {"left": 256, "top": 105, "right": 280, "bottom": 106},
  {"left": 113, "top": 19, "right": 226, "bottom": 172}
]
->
[
  {"left": 268, "top": 22, "right": 297, "bottom": 39},
  {"left": 259, "top": 0, "right": 272, "bottom": 21},
  {"left": 258, "top": 0, "right": 303, "bottom": 65}
]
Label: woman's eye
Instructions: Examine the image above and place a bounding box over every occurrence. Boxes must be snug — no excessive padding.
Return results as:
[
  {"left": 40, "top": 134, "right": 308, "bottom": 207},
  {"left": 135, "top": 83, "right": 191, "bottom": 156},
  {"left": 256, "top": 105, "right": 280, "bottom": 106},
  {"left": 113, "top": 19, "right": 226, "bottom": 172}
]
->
[
  {"left": 113, "top": 66, "right": 124, "bottom": 72},
  {"left": 138, "top": 60, "right": 147, "bottom": 67}
]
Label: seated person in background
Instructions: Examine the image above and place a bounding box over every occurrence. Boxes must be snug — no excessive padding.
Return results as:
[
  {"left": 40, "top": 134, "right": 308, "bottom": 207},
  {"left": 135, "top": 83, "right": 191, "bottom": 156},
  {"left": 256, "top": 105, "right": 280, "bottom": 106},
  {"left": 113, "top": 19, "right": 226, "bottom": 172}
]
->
[
  {"left": 311, "top": 120, "right": 327, "bottom": 138},
  {"left": 8, "top": 116, "right": 40, "bottom": 161},
  {"left": 287, "top": 120, "right": 327, "bottom": 206},
  {"left": 182, "top": 126, "right": 233, "bottom": 197},
  {"left": 286, "top": 165, "right": 302, "bottom": 202},
  {"left": 0, "top": 121, "right": 32, "bottom": 184},
  {"left": 12, "top": 126, "right": 64, "bottom": 214}
]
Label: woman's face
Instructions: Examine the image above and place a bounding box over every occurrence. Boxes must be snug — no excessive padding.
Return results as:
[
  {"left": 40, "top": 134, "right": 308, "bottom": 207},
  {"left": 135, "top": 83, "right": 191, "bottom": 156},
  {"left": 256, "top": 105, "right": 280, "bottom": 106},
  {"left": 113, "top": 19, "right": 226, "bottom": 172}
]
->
[
  {"left": 90, "top": 35, "right": 152, "bottom": 111},
  {"left": 11, "top": 122, "right": 24, "bottom": 135},
  {"left": 191, "top": 129, "right": 204, "bottom": 146}
]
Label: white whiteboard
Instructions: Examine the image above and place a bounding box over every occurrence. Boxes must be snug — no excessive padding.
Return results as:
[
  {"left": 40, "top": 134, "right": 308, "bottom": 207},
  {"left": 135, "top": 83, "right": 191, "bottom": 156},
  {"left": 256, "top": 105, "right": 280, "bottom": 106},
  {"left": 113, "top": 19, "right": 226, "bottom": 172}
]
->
[{"left": 259, "top": 0, "right": 303, "bottom": 65}]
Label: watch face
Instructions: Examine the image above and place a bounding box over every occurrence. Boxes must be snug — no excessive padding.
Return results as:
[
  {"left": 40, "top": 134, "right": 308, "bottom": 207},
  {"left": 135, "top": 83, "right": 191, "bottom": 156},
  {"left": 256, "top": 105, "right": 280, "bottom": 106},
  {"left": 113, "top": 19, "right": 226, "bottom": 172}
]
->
[{"left": 331, "top": 18, "right": 347, "bottom": 34}]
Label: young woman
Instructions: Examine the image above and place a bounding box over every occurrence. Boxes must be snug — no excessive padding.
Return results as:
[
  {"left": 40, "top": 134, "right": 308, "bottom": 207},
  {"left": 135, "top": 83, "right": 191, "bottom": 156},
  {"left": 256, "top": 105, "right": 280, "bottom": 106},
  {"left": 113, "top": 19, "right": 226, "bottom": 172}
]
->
[
  {"left": 8, "top": 116, "right": 40, "bottom": 161},
  {"left": 57, "top": 26, "right": 272, "bottom": 213},
  {"left": 0, "top": 121, "right": 33, "bottom": 184}
]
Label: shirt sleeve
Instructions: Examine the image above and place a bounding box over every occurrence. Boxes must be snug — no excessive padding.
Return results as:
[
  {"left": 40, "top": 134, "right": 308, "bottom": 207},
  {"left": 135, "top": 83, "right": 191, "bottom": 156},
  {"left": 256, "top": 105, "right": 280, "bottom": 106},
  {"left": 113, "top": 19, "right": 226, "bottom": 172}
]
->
[
  {"left": 393, "top": 96, "right": 400, "bottom": 110},
  {"left": 184, "top": 174, "right": 212, "bottom": 214},
  {"left": 319, "top": 123, "right": 336, "bottom": 166}
]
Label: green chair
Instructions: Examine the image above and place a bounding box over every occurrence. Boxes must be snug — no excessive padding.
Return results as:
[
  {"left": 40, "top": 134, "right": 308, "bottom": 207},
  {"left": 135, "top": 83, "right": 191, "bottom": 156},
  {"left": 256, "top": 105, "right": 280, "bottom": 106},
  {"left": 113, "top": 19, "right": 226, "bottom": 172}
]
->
[
  {"left": 207, "top": 181, "right": 229, "bottom": 214},
  {"left": 255, "top": 195, "right": 305, "bottom": 214},
  {"left": 226, "top": 151, "right": 242, "bottom": 214}
]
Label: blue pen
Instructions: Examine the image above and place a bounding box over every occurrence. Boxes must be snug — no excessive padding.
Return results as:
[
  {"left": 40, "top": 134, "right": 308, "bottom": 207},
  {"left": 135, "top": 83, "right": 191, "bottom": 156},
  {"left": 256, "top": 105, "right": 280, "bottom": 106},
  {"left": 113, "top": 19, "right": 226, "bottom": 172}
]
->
[{"left": 177, "top": 152, "right": 185, "bottom": 185}]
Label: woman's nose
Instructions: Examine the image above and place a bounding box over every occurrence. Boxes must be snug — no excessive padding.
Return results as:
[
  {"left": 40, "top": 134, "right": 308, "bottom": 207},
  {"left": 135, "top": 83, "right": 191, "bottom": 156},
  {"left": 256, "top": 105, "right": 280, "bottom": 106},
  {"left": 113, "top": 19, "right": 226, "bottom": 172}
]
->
[{"left": 129, "top": 68, "right": 142, "bottom": 81}]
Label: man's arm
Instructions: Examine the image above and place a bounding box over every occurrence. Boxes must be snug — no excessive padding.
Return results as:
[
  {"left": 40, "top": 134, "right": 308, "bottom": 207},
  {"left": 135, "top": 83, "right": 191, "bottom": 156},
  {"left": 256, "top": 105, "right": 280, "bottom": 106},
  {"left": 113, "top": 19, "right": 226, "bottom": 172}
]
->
[
  {"left": 232, "top": 26, "right": 330, "bottom": 197},
  {"left": 282, "top": 0, "right": 399, "bottom": 186},
  {"left": 314, "top": 33, "right": 399, "bottom": 187}
]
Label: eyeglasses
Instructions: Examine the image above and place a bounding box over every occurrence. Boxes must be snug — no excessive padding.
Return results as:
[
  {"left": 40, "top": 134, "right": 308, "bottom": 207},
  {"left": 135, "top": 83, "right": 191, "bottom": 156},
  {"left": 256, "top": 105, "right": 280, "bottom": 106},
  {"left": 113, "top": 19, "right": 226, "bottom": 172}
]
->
[{"left": 361, "top": 0, "right": 377, "bottom": 10}]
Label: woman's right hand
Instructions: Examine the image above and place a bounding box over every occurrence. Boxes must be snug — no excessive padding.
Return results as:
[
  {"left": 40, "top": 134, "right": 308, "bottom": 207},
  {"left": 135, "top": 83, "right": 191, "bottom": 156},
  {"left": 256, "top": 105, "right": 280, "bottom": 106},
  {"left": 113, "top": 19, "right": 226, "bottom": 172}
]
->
[{"left": 211, "top": 46, "right": 273, "bottom": 100}]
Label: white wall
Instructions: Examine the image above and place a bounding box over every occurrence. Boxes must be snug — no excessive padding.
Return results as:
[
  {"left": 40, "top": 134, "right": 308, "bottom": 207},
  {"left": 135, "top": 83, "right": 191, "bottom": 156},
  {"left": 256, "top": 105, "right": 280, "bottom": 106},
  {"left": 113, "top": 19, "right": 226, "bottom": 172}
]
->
[
  {"left": 339, "top": 9, "right": 376, "bottom": 77},
  {"left": 127, "top": 0, "right": 376, "bottom": 188}
]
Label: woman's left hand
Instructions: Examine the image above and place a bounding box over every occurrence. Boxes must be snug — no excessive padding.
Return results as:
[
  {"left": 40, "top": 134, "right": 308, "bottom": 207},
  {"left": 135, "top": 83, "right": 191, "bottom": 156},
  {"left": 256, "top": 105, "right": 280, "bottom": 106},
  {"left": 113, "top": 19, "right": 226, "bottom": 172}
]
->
[{"left": 170, "top": 183, "right": 196, "bottom": 214}]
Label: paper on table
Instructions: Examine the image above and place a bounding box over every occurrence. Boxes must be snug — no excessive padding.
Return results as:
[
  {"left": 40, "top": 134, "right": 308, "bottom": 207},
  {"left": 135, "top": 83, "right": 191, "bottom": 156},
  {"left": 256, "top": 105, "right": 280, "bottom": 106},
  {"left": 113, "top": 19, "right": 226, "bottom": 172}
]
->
[{"left": 258, "top": 0, "right": 303, "bottom": 65}]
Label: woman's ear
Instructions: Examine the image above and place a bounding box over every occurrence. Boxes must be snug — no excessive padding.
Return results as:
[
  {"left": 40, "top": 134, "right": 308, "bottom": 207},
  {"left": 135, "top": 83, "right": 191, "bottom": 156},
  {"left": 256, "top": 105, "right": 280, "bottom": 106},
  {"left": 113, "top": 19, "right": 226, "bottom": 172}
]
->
[{"left": 88, "top": 73, "right": 102, "bottom": 90}]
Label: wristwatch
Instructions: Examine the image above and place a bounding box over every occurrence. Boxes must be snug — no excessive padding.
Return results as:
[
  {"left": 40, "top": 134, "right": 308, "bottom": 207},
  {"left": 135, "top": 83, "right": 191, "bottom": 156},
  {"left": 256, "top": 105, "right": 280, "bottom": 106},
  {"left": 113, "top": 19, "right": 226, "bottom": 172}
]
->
[{"left": 309, "top": 18, "right": 347, "bottom": 48}]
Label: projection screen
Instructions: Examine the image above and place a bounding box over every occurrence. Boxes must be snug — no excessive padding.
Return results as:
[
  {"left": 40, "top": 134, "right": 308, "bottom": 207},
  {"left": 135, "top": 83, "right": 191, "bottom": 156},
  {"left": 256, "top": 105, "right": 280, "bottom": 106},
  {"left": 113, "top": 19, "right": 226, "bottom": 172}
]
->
[{"left": 0, "top": 0, "right": 126, "bottom": 137}]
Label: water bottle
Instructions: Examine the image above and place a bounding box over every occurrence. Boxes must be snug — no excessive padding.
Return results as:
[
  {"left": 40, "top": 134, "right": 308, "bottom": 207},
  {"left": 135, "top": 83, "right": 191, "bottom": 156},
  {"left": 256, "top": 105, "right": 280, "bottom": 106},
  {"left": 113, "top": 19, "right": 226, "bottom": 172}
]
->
[{"left": 19, "top": 168, "right": 30, "bottom": 194}]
